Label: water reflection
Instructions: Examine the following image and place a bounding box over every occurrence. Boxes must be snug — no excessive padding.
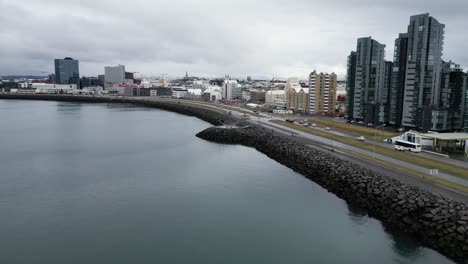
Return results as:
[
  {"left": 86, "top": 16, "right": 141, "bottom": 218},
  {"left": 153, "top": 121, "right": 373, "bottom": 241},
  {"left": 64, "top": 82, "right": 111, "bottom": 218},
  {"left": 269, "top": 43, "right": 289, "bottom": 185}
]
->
[
  {"left": 56, "top": 102, "right": 82, "bottom": 112},
  {"left": 383, "top": 225, "right": 422, "bottom": 260},
  {"left": 346, "top": 203, "right": 369, "bottom": 226},
  {"left": 346, "top": 202, "right": 423, "bottom": 261}
]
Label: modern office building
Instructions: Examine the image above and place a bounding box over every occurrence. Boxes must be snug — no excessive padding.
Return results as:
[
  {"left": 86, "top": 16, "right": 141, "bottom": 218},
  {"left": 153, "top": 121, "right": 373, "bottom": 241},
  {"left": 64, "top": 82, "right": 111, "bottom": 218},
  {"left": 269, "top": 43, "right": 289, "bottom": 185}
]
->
[
  {"left": 79, "top": 77, "right": 104, "bottom": 89},
  {"left": 105, "top": 65, "right": 126, "bottom": 84},
  {"left": 54, "top": 57, "right": 79, "bottom": 85},
  {"left": 401, "top": 13, "right": 445, "bottom": 130},
  {"left": 379, "top": 61, "right": 393, "bottom": 123},
  {"left": 428, "top": 61, "right": 467, "bottom": 131},
  {"left": 345, "top": 52, "right": 357, "bottom": 120},
  {"left": 309, "top": 70, "right": 337, "bottom": 115},
  {"left": 346, "top": 37, "right": 386, "bottom": 124},
  {"left": 389, "top": 33, "right": 409, "bottom": 127},
  {"left": 462, "top": 73, "right": 468, "bottom": 132}
]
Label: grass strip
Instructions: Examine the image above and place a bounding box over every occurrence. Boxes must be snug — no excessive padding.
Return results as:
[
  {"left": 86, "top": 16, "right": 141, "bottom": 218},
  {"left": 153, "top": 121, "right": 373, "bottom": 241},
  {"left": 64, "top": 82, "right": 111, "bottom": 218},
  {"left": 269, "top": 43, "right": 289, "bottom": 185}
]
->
[
  {"left": 336, "top": 147, "right": 468, "bottom": 193},
  {"left": 271, "top": 120, "right": 468, "bottom": 179}
]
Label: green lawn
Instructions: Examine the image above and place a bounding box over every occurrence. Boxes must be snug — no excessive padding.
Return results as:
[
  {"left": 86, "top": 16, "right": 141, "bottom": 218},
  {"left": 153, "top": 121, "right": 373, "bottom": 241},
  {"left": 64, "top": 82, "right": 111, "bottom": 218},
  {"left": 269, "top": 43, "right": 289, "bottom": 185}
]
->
[
  {"left": 271, "top": 120, "right": 468, "bottom": 179},
  {"left": 306, "top": 118, "right": 398, "bottom": 141}
]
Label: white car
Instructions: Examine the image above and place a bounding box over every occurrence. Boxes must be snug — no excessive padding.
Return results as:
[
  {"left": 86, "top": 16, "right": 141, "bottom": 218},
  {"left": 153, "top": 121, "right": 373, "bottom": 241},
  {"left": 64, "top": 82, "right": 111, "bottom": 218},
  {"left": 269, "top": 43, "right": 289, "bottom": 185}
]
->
[
  {"left": 311, "top": 123, "right": 317, "bottom": 128},
  {"left": 325, "top": 127, "right": 331, "bottom": 131},
  {"left": 357, "top": 136, "right": 366, "bottom": 141}
]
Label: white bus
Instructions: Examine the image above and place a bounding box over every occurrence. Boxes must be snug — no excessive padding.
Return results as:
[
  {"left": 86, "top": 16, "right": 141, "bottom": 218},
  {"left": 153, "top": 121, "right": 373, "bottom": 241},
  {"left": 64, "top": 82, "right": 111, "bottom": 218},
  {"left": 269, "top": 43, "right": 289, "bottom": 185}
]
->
[{"left": 394, "top": 140, "right": 422, "bottom": 152}]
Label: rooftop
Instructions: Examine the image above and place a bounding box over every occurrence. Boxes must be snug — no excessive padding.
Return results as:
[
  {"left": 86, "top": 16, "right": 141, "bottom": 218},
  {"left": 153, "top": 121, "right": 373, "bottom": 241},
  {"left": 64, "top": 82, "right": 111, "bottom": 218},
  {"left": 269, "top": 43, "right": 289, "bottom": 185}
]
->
[{"left": 419, "top": 133, "right": 468, "bottom": 141}]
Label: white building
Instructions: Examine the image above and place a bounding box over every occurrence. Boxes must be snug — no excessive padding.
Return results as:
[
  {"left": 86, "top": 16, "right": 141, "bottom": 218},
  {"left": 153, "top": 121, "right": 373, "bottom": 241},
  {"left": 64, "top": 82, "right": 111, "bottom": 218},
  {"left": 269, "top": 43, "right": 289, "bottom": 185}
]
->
[
  {"left": 33, "top": 83, "right": 77, "bottom": 94},
  {"left": 186, "top": 88, "right": 203, "bottom": 99},
  {"left": 202, "top": 86, "right": 222, "bottom": 102},
  {"left": 273, "top": 99, "right": 287, "bottom": 109},
  {"left": 265, "top": 90, "right": 285, "bottom": 106},
  {"left": 105, "top": 65, "right": 126, "bottom": 84},
  {"left": 242, "top": 90, "right": 251, "bottom": 102},
  {"left": 223, "top": 79, "right": 241, "bottom": 100},
  {"left": 160, "top": 74, "right": 169, "bottom": 85},
  {"left": 140, "top": 79, "right": 151, "bottom": 88},
  {"left": 192, "top": 80, "right": 210, "bottom": 91},
  {"left": 172, "top": 90, "right": 187, "bottom": 99}
]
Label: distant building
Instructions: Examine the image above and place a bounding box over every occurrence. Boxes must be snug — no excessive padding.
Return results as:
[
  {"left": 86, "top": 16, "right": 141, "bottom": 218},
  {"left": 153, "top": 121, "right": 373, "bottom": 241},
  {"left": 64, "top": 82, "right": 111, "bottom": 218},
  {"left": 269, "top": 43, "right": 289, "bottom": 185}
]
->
[
  {"left": 105, "top": 65, "right": 126, "bottom": 84},
  {"left": 172, "top": 90, "right": 187, "bottom": 99},
  {"left": 79, "top": 77, "right": 103, "bottom": 89},
  {"left": 223, "top": 79, "right": 241, "bottom": 100},
  {"left": 186, "top": 88, "right": 203, "bottom": 100},
  {"left": 33, "top": 83, "right": 77, "bottom": 94},
  {"left": 160, "top": 74, "right": 169, "bottom": 85},
  {"left": 125, "top": 72, "right": 134, "bottom": 80},
  {"left": 265, "top": 90, "right": 286, "bottom": 107},
  {"left": 54, "top": 57, "right": 79, "bottom": 85},
  {"left": 202, "top": 87, "right": 222, "bottom": 102},
  {"left": 286, "top": 77, "right": 309, "bottom": 113},
  {"left": 250, "top": 90, "right": 266, "bottom": 103},
  {"left": 309, "top": 71, "right": 337, "bottom": 115}
]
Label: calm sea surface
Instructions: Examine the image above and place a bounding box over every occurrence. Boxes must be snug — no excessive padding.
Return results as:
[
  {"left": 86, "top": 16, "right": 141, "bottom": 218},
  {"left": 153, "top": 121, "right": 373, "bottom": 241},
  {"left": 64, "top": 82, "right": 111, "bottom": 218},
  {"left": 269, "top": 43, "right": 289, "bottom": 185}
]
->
[{"left": 0, "top": 99, "right": 454, "bottom": 263}]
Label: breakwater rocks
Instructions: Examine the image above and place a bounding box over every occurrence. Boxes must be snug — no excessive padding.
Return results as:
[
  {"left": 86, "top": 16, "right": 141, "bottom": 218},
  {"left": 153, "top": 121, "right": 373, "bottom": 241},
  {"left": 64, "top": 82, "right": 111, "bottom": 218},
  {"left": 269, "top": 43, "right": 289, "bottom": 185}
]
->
[
  {"left": 0, "top": 94, "right": 238, "bottom": 126},
  {"left": 196, "top": 126, "right": 468, "bottom": 263}
]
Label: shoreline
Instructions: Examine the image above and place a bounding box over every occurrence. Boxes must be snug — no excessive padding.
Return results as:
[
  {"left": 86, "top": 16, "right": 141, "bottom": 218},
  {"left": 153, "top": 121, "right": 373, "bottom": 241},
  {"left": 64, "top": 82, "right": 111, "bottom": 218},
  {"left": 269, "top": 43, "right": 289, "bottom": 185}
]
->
[{"left": 1, "top": 94, "right": 467, "bottom": 263}]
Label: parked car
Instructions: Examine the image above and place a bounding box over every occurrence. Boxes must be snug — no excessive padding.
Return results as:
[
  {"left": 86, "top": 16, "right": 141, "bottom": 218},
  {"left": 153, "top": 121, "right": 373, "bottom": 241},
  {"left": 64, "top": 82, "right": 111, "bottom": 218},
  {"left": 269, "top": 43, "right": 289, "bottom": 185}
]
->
[
  {"left": 311, "top": 123, "right": 317, "bottom": 128},
  {"left": 356, "top": 136, "right": 366, "bottom": 141},
  {"left": 325, "top": 127, "right": 331, "bottom": 131}
]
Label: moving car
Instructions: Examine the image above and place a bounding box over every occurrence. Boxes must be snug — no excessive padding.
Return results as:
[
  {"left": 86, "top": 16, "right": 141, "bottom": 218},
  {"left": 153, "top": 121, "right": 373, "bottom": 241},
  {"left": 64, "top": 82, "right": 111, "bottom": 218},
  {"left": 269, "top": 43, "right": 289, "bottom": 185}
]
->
[
  {"left": 356, "top": 136, "right": 366, "bottom": 141},
  {"left": 324, "top": 127, "right": 331, "bottom": 131}
]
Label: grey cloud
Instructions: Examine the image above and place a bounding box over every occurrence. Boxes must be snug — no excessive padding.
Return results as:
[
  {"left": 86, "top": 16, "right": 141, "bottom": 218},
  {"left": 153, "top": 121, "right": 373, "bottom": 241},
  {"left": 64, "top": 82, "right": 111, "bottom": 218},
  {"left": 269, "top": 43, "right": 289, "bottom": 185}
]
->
[{"left": 1, "top": 0, "right": 467, "bottom": 78}]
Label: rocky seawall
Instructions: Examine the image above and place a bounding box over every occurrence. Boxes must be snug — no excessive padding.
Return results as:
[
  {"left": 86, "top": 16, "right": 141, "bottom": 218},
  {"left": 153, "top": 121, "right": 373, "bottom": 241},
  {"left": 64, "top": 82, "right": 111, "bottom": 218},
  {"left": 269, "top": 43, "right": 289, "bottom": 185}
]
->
[{"left": 196, "top": 126, "right": 468, "bottom": 263}]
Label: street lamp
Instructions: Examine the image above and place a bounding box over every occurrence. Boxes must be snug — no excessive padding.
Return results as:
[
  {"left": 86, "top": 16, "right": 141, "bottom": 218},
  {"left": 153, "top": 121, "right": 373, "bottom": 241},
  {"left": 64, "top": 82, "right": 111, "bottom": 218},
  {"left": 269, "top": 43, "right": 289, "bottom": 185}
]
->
[{"left": 372, "top": 124, "right": 386, "bottom": 160}]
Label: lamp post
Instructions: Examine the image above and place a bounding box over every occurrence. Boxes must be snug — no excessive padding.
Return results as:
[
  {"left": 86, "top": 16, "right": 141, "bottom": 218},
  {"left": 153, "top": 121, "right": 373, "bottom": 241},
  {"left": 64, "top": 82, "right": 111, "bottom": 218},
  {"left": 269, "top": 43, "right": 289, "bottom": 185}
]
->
[{"left": 373, "top": 124, "right": 386, "bottom": 160}]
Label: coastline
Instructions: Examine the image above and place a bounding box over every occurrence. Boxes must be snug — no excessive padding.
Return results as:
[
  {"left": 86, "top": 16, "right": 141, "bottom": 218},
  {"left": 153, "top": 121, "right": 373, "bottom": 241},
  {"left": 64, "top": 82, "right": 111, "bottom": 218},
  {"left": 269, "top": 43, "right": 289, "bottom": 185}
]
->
[{"left": 1, "top": 94, "right": 467, "bottom": 263}]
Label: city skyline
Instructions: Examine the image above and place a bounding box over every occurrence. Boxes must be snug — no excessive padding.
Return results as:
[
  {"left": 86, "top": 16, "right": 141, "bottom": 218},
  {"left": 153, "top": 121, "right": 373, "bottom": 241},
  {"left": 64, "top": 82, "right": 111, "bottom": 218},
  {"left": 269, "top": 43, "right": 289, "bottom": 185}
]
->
[{"left": 1, "top": 0, "right": 468, "bottom": 78}]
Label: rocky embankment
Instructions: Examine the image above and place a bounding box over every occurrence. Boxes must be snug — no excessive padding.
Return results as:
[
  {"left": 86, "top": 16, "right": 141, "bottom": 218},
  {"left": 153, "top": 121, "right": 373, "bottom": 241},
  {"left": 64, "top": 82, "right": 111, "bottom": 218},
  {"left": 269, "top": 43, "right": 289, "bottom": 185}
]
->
[{"left": 196, "top": 126, "right": 468, "bottom": 263}]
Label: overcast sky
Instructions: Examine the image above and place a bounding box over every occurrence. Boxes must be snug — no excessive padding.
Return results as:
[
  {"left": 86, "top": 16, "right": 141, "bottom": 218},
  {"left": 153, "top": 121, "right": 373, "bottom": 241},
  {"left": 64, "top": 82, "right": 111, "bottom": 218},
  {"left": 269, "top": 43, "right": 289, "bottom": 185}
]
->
[{"left": 1, "top": 0, "right": 467, "bottom": 79}]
